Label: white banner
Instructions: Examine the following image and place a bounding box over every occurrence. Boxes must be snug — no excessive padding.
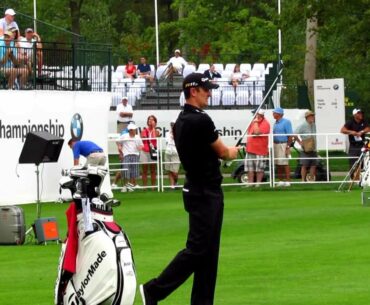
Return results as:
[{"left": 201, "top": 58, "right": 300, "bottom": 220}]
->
[
  {"left": 314, "top": 79, "right": 346, "bottom": 150},
  {"left": 0, "top": 91, "right": 111, "bottom": 206}
]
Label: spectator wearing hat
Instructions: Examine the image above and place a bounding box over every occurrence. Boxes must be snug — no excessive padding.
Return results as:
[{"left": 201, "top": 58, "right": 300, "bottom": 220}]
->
[
  {"left": 124, "top": 58, "right": 136, "bottom": 79},
  {"left": 165, "top": 119, "right": 180, "bottom": 189},
  {"left": 19, "top": 28, "right": 43, "bottom": 76},
  {"left": 117, "top": 123, "right": 143, "bottom": 192},
  {"left": 140, "top": 73, "right": 240, "bottom": 305},
  {"left": 163, "top": 49, "right": 188, "bottom": 79},
  {"left": 273, "top": 107, "right": 293, "bottom": 187},
  {"left": 0, "top": 30, "right": 29, "bottom": 89},
  {"left": 295, "top": 110, "right": 318, "bottom": 181},
  {"left": 0, "top": 8, "right": 19, "bottom": 37},
  {"left": 244, "top": 109, "right": 270, "bottom": 186},
  {"left": 341, "top": 108, "right": 370, "bottom": 169},
  {"left": 116, "top": 96, "right": 133, "bottom": 133}
]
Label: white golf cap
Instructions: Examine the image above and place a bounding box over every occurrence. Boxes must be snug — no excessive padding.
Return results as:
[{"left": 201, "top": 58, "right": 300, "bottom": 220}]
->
[
  {"left": 127, "top": 123, "right": 137, "bottom": 130},
  {"left": 352, "top": 108, "right": 362, "bottom": 115},
  {"left": 171, "top": 118, "right": 176, "bottom": 124},
  {"left": 257, "top": 109, "right": 265, "bottom": 115},
  {"left": 175, "top": 49, "right": 181, "bottom": 53},
  {"left": 122, "top": 96, "right": 128, "bottom": 100},
  {"left": 5, "top": 8, "right": 16, "bottom": 16}
]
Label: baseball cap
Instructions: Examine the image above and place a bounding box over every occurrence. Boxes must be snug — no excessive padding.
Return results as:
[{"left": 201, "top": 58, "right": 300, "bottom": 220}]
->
[
  {"left": 122, "top": 96, "right": 128, "bottom": 101},
  {"left": 273, "top": 107, "right": 284, "bottom": 115},
  {"left": 3, "top": 30, "right": 13, "bottom": 37},
  {"left": 183, "top": 73, "right": 219, "bottom": 90},
  {"left": 25, "top": 28, "right": 34, "bottom": 33},
  {"left": 170, "top": 118, "right": 176, "bottom": 124},
  {"left": 127, "top": 123, "right": 137, "bottom": 130},
  {"left": 175, "top": 49, "right": 181, "bottom": 53},
  {"left": 305, "top": 110, "right": 315, "bottom": 118},
  {"left": 5, "top": 8, "right": 16, "bottom": 16},
  {"left": 353, "top": 108, "right": 363, "bottom": 115}
]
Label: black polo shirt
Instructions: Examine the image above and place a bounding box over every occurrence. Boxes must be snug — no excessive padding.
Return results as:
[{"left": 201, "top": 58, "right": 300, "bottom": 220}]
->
[
  {"left": 344, "top": 118, "right": 368, "bottom": 145},
  {"left": 174, "top": 104, "right": 222, "bottom": 186}
]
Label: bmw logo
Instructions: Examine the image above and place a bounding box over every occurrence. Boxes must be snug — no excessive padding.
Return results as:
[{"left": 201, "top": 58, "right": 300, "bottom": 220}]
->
[
  {"left": 333, "top": 84, "right": 339, "bottom": 90},
  {"left": 70, "top": 113, "right": 83, "bottom": 141}
]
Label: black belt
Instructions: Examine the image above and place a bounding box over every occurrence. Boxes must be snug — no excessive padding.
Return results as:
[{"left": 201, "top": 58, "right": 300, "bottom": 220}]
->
[
  {"left": 117, "top": 121, "right": 130, "bottom": 124},
  {"left": 350, "top": 142, "right": 363, "bottom": 146},
  {"left": 274, "top": 141, "right": 287, "bottom": 144}
]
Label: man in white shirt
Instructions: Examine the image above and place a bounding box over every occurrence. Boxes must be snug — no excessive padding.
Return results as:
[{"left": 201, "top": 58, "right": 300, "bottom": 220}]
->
[
  {"left": 116, "top": 96, "right": 134, "bottom": 133},
  {"left": 19, "top": 28, "right": 43, "bottom": 76},
  {"left": 163, "top": 49, "right": 188, "bottom": 79},
  {"left": 0, "top": 9, "right": 19, "bottom": 37},
  {"left": 117, "top": 123, "right": 143, "bottom": 191}
]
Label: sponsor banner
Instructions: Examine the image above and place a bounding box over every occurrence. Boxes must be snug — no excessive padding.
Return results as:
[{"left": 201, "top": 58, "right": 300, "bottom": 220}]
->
[
  {"left": 0, "top": 91, "right": 111, "bottom": 206},
  {"left": 314, "top": 79, "right": 346, "bottom": 150}
]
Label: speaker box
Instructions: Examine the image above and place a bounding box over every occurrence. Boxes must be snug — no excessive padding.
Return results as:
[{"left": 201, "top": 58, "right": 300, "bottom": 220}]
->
[
  {"left": 34, "top": 217, "right": 60, "bottom": 243},
  {"left": 19, "top": 131, "right": 64, "bottom": 165}
]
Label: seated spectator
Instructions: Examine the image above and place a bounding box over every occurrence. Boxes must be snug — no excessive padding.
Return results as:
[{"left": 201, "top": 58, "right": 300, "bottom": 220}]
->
[
  {"left": 204, "top": 64, "right": 221, "bottom": 80},
  {"left": 231, "top": 63, "right": 249, "bottom": 85},
  {"left": 0, "top": 8, "right": 19, "bottom": 37},
  {"left": 0, "top": 30, "right": 29, "bottom": 89},
  {"left": 137, "top": 56, "right": 155, "bottom": 89},
  {"left": 124, "top": 58, "right": 136, "bottom": 79},
  {"left": 162, "top": 49, "right": 191, "bottom": 79},
  {"left": 19, "top": 28, "right": 43, "bottom": 76}
]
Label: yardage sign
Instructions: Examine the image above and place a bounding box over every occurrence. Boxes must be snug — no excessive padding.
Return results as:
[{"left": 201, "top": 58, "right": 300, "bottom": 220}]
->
[{"left": 314, "top": 78, "right": 346, "bottom": 150}]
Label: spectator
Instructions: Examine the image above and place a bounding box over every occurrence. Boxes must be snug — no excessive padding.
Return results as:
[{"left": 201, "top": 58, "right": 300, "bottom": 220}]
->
[
  {"left": 163, "top": 49, "right": 188, "bottom": 78},
  {"left": 116, "top": 96, "right": 133, "bottom": 133},
  {"left": 165, "top": 119, "right": 180, "bottom": 189},
  {"left": 273, "top": 107, "right": 293, "bottom": 187},
  {"left": 204, "top": 63, "right": 221, "bottom": 80},
  {"left": 137, "top": 56, "right": 155, "bottom": 90},
  {"left": 111, "top": 126, "right": 129, "bottom": 188},
  {"left": 245, "top": 109, "right": 270, "bottom": 186},
  {"left": 117, "top": 123, "right": 143, "bottom": 192},
  {"left": 0, "top": 30, "right": 28, "bottom": 89},
  {"left": 340, "top": 108, "right": 370, "bottom": 170},
  {"left": 19, "top": 28, "right": 43, "bottom": 76},
  {"left": 124, "top": 58, "right": 136, "bottom": 79},
  {"left": 295, "top": 110, "right": 318, "bottom": 181},
  {"left": 231, "top": 63, "right": 248, "bottom": 85},
  {"left": 67, "top": 139, "right": 106, "bottom": 166},
  {"left": 0, "top": 8, "right": 19, "bottom": 37},
  {"left": 140, "top": 115, "right": 160, "bottom": 188}
]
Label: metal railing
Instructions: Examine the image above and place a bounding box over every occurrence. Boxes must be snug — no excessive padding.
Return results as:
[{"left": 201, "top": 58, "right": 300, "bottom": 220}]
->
[{"left": 107, "top": 133, "right": 354, "bottom": 192}]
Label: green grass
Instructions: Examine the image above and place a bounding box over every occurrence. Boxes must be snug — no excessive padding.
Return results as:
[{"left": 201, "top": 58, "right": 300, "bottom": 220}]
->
[{"left": 0, "top": 188, "right": 369, "bottom": 305}]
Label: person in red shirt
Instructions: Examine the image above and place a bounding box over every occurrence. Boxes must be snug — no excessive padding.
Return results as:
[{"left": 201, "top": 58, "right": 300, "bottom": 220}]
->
[
  {"left": 244, "top": 109, "right": 271, "bottom": 186},
  {"left": 124, "top": 58, "right": 137, "bottom": 79}
]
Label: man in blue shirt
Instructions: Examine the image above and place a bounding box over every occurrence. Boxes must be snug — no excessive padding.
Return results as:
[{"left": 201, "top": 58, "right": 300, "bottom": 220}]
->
[
  {"left": 68, "top": 139, "right": 106, "bottom": 166},
  {"left": 273, "top": 107, "right": 293, "bottom": 186},
  {"left": 137, "top": 56, "right": 155, "bottom": 90}
]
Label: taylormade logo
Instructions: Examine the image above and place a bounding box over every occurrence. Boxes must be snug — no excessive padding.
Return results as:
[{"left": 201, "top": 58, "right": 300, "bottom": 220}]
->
[{"left": 76, "top": 251, "right": 107, "bottom": 298}]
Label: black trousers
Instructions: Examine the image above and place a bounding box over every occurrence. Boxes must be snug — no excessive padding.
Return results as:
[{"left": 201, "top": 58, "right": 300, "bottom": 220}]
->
[
  {"left": 144, "top": 182, "right": 224, "bottom": 305},
  {"left": 349, "top": 144, "right": 363, "bottom": 168}
]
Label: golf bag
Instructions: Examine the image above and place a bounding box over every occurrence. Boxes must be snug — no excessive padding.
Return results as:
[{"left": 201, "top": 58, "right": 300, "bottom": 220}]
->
[
  {"left": 359, "top": 140, "right": 370, "bottom": 188},
  {"left": 55, "top": 165, "right": 136, "bottom": 305}
]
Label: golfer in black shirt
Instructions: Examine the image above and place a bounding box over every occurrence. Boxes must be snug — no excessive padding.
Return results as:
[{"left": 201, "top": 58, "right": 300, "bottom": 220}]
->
[{"left": 140, "top": 73, "right": 240, "bottom": 305}]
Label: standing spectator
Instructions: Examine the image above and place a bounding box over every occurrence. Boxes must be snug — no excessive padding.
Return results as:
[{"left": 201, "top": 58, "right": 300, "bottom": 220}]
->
[
  {"left": 273, "top": 107, "right": 293, "bottom": 187},
  {"left": 164, "top": 49, "right": 188, "bottom": 78},
  {"left": 67, "top": 139, "right": 106, "bottom": 166},
  {"left": 140, "top": 115, "right": 160, "bottom": 188},
  {"left": 245, "top": 109, "right": 270, "bottom": 186},
  {"left": 116, "top": 96, "right": 133, "bottom": 133},
  {"left": 137, "top": 56, "right": 155, "bottom": 90},
  {"left": 124, "top": 58, "right": 137, "bottom": 79},
  {"left": 19, "top": 28, "right": 43, "bottom": 76},
  {"left": 140, "top": 73, "right": 240, "bottom": 305},
  {"left": 0, "top": 8, "right": 19, "bottom": 37},
  {"left": 0, "top": 30, "right": 28, "bottom": 89},
  {"left": 165, "top": 119, "right": 180, "bottom": 189},
  {"left": 204, "top": 64, "right": 221, "bottom": 80},
  {"left": 295, "top": 110, "right": 318, "bottom": 181},
  {"left": 118, "top": 123, "right": 143, "bottom": 192},
  {"left": 340, "top": 108, "right": 369, "bottom": 169}
]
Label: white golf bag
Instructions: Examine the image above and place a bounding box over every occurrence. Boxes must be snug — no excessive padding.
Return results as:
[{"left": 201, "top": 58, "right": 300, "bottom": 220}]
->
[{"left": 55, "top": 166, "right": 136, "bottom": 305}]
